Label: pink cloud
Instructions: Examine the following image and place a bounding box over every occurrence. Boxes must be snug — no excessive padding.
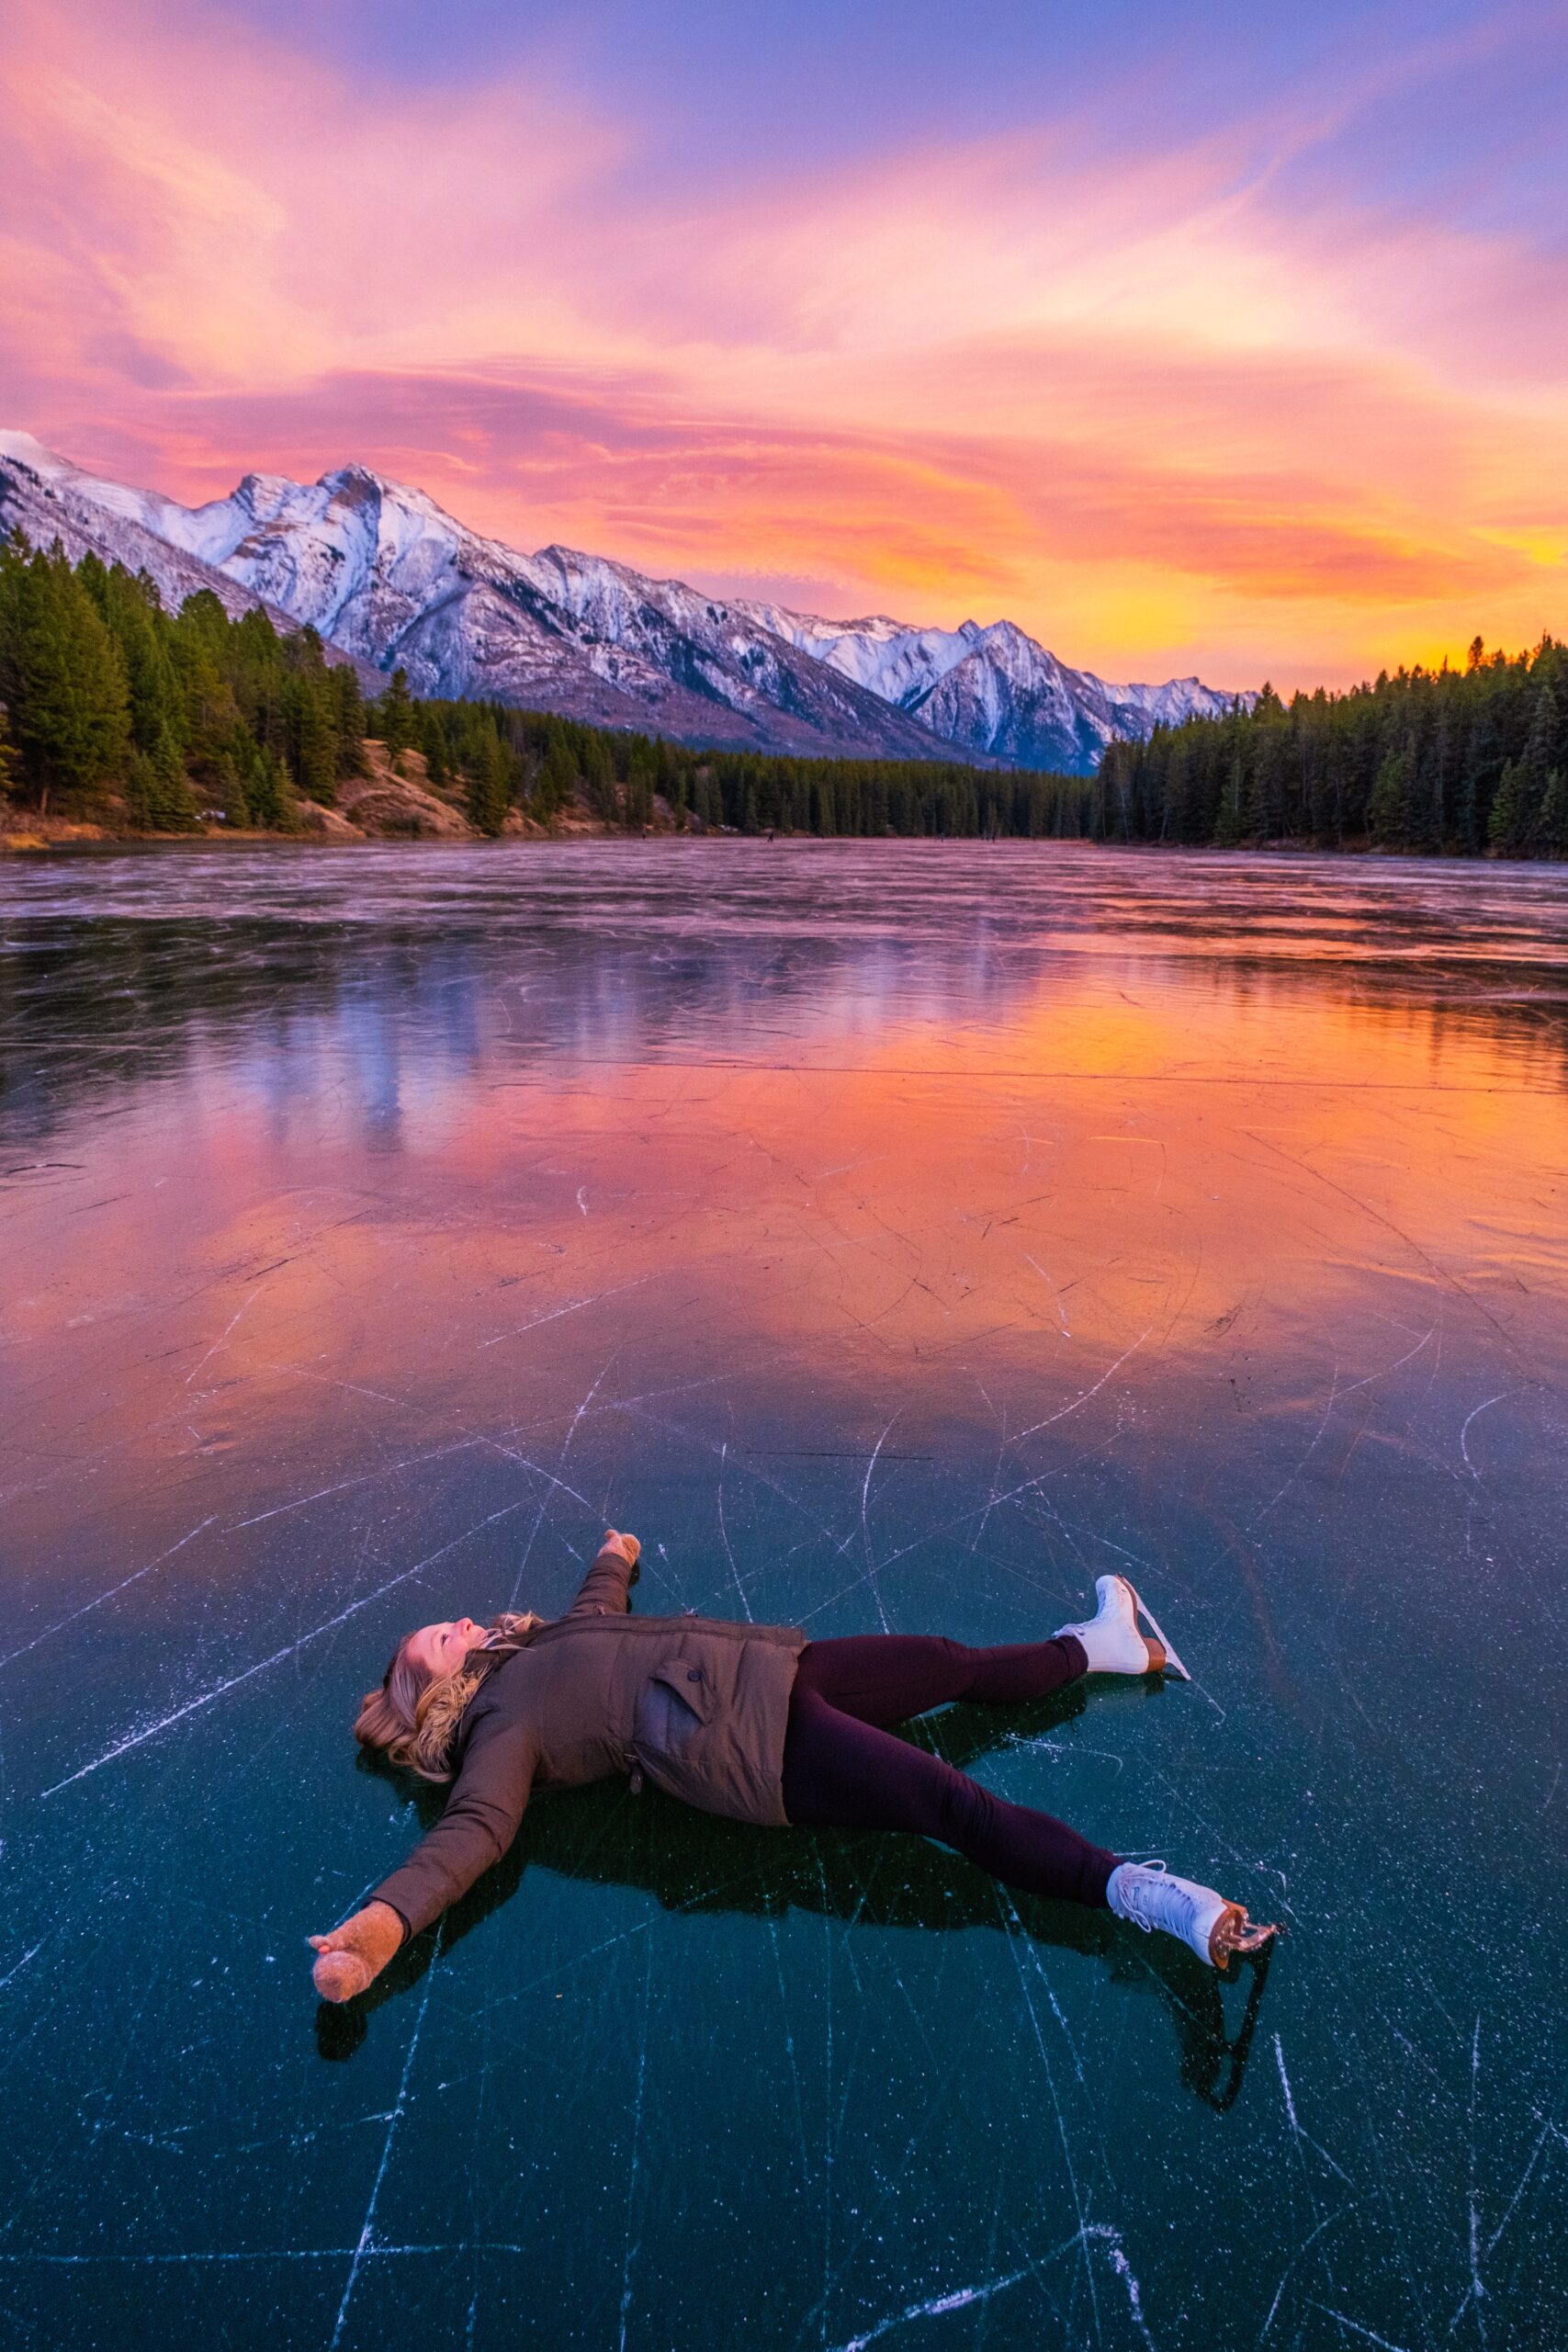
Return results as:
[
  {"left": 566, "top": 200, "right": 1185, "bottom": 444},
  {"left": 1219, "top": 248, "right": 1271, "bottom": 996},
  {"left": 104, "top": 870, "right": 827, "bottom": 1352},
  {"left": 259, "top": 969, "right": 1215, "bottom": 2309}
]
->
[{"left": 2, "top": 0, "right": 1564, "bottom": 691}]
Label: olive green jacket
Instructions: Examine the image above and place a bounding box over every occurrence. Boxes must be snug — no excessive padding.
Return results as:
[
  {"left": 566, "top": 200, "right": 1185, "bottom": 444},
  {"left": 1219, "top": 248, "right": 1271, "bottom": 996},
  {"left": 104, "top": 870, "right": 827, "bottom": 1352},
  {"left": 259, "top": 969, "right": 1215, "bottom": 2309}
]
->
[{"left": 372, "top": 1547, "right": 805, "bottom": 1938}]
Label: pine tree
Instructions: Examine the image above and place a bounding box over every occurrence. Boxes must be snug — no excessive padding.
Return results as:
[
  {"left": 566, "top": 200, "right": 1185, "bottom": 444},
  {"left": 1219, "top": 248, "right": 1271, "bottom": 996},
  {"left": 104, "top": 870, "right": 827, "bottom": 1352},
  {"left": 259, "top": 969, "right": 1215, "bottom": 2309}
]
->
[
  {"left": 1488, "top": 760, "right": 1526, "bottom": 854},
  {"left": 287, "top": 672, "right": 338, "bottom": 804},
  {"left": 123, "top": 750, "right": 160, "bottom": 831},
  {"left": 1487, "top": 673, "right": 1556, "bottom": 855},
  {"left": 532, "top": 731, "right": 580, "bottom": 820},
  {"left": 243, "top": 744, "right": 296, "bottom": 831},
  {"left": 0, "top": 697, "right": 15, "bottom": 801},
  {"left": 209, "top": 751, "right": 250, "bottom": 827},
  {"left": 378, "top": 667, "right": 416, "bottom": 771},
  {"left": 466, "top": 721, "right": 512, "bottom": 835},
  {"left": 330, "top": 663, "right": 368, "bottom": 778},
  {"left": 625, "top": 765, "right": 653, "bottom": 831},
  {"left": 1368, "top": 746, "right": 1414, "bottom": 846},
  {"left": 124, "top": 720, "right": 199, "bottom": 831},
  {"left": 581, "top": 734, "right": 618, "bottom": 823},
  {"left": 418, "top": 706, "right": 449, "bottom": 788},
  {"left": 1459, "top": 706, "right": 1501, "bottom": 851},
  {"left": 1513, "top": 666, "right": 1562, "bottom": 850},
  {"left": 1212, "top": 750, "right": 1247, "bottom": 844}
]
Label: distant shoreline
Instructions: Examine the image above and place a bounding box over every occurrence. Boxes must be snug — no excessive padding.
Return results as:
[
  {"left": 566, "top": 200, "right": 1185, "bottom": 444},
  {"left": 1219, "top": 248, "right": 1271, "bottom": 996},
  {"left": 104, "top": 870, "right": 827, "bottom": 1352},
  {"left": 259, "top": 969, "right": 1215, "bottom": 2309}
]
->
[{"left": 5, "top": 822, "right": 1548, "bottom": 865}]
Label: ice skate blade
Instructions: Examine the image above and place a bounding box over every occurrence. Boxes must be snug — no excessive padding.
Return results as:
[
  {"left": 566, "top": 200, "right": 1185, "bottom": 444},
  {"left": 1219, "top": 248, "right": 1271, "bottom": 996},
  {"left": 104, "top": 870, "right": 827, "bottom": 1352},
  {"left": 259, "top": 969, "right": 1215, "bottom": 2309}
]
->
[{"left": 1125, "top": 1583, "right": 1190, "bottom": 1680}]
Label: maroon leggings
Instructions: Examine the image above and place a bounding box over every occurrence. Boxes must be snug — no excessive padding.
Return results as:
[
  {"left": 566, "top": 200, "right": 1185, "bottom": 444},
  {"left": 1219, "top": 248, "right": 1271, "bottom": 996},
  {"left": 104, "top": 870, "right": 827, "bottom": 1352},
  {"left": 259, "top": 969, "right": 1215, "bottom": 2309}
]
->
[{"left": 781, "top": 1634, "right": 1118, "bottom": 1909}]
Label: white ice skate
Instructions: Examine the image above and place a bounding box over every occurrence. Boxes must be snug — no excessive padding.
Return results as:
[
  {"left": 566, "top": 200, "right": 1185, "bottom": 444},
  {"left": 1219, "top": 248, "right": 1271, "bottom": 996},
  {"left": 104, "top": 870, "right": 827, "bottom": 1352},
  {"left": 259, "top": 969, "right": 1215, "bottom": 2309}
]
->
[
  {"left": 1055, "top": 1575, "right": 1190, "bottom": 1680},
  {"left": 1106, "top": 1860, "right": 1277, "bottom": 1970}
]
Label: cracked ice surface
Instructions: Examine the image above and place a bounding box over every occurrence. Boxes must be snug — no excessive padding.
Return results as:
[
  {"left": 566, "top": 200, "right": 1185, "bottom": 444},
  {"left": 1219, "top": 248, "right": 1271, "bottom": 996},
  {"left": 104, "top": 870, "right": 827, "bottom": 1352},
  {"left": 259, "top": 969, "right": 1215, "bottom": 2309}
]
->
[{"left": 2, "top": 841, "right": 1565, "bottom": 2351}]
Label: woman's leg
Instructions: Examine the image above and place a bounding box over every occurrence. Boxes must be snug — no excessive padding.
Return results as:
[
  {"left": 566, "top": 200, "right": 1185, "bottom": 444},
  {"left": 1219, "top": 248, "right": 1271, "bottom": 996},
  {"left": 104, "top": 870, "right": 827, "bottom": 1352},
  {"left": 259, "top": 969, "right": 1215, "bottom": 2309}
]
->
[
  {"left": 781, "top": 1684, "right": 1117, "bottom": 1909},
  {"left": 792, "top": 1632, "right": 1088, "bottom": 1727}
]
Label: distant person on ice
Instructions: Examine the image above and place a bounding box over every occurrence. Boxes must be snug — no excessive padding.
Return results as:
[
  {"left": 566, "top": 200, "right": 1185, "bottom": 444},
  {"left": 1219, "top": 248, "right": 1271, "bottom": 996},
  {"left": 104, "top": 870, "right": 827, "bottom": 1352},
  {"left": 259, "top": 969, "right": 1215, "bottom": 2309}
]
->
[{"left": 310, "top": 1532, "right": 1277, "bottom": 2001}]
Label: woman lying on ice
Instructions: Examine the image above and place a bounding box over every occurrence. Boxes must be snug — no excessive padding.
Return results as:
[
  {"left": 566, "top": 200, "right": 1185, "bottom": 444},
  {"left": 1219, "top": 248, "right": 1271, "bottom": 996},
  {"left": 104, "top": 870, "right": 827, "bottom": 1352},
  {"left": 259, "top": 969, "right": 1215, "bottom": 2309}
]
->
[{"left": 310, "top": 1531, "right": 1277, "bottom": 2001}]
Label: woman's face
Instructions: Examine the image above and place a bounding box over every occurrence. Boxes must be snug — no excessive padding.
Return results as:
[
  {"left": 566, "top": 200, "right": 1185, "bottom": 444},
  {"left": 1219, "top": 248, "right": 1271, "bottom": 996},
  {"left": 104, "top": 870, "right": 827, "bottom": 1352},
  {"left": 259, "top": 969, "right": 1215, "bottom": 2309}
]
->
[{"left": 406, "top": 1617, "right": 484, "bottom": 1679}]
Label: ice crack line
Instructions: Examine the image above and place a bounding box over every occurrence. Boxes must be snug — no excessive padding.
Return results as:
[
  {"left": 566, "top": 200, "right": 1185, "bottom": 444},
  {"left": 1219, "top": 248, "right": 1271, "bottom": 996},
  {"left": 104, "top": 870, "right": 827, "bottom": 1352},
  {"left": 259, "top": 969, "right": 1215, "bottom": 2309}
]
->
[
  {"left": 1458, "top": 1391, "right": 1512, "bottom": 1476},
  {"left": 1275, "top": 2034, "right": 1351, "bottom": 2185},
  {"left": 329, "top": 1928, "right": 442, "bottom": 2350},
  {"left": 0, "top": 1519, "right": 216, "bottom": 1671},
  {"left": 38, "top": 1500, "right": 532, "bottom": 1798},
  {"left": 0, "top": 2245, "right": 527, "bottom": 2267},
  {"left": 1303, "top": 2306, "right": 1411, "bottom": 2352},
  {"left": 827, "top": 2263, "right": 1036, "bottom": 2352},
  {"left": 479, "top": 1275, "right": 649, "bottom": 1349},
  {"left": 184, "top": 1288, "right": 260, "bottom": 1387},
  {"left": 616, "top": 1939, "right": 653, "bottom": 2352},
  {"left": 825, "top": 2224, "right": 1152, "bottom": 2352}
]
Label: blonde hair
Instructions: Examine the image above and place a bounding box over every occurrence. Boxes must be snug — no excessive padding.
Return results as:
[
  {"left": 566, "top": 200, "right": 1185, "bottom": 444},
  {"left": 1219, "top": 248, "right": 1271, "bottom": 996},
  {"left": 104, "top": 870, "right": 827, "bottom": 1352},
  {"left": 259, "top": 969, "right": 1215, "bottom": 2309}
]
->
[{"left": 354, "top": 1611, "right": 540, "bottom": 1781}]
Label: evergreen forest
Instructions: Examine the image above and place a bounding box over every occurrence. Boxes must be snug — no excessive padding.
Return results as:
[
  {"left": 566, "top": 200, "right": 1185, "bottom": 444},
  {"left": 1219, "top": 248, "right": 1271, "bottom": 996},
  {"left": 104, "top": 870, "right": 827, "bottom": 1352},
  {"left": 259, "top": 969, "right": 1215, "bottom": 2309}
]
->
[
  {"left": 3, "top": 532, "right": 1564, "bottom": 858},
  {"left": 0, "top": 537, "right": 1090, "bottom": 841},
  {"left": 1094, "top": 637, "right": 1568, "bottom": 855}
]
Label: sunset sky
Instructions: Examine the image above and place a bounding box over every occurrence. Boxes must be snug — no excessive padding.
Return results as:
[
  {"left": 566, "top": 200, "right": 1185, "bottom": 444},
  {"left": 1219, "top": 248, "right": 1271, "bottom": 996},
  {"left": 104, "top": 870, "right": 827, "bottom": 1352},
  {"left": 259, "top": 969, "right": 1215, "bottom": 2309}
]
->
[{"left": 4, "top": 0, "right": 1566, "bottom": 690}]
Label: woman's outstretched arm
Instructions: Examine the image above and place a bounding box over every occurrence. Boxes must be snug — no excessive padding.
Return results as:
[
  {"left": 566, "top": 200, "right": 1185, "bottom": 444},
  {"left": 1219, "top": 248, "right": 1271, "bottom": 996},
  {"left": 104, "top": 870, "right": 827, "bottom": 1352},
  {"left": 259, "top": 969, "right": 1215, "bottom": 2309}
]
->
[
  {"left": 567, "top": 1527, "right": 641, "bottom": 1617},
  {"left": 310, "top": 1713, "right": 539, "bottom": 2002}
]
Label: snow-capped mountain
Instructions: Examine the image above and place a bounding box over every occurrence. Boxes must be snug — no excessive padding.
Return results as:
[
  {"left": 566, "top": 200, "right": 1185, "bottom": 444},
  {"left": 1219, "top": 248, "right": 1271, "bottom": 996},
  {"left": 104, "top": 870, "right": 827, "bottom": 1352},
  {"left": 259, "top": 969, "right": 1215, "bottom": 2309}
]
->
[
  {"left": 0, "top": 432, "right": 1248, "bottom": 770},
  {"left": 0, "top": 432, "right": 288, "bottom": 629},
  {"left": 739, "top": 603, "right": 1243, "bottom": 769}
]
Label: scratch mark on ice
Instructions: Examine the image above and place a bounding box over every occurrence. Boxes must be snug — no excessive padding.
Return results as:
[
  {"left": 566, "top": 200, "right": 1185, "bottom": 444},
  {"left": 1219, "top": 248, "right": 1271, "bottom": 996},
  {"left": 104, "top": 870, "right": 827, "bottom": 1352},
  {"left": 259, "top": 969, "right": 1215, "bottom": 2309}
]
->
[
  {"left": 39, "top": 1501, "right": 532, "bottom": 1796},
  {"left": 329, "top": 1928, "right": 442, "bottom": 2349},
  {"left": 1022, "top": 1253, "right": 1071, "bottom": 1337},
  {"left": 616, "top": 1938, "right": 652, "bottom": 2352},
  {"left": 716, "top": 1443, "right": 754, "bottom": 1622},
  {"left": 184, "top": 1288, "right": 259, "bottom": 1386},
  {"left": 859, "top": 1413, "right": 901, "bottom": 1634},
  {"left": 1259, "top": 2205, "right": 1357, "bottom": 2339},
  {"left": 827, "top": 2263, "right": 1036, "bottom": 2350},
  {"left": 0, "top": 1938, "right": 48, "bottom": 1994},
  {"left": 231, "top": 1442, "right": 478, "bottom": 1529},
  {"left": 479, "top": 1276, "right": 648, "bottom": 1349},
  {"left": 825, "top": 2223, "right": 1153, "bottom": 2352},
  {"left": 1274, "top": 2035, "right": 1351, "bottom": 2186},
  {"left": 1305, "top": 2307, "right": 1411, "bottom": 2352},
  {"left": 0, "top": 1519, "right": 216, "bottom": 1670},
  {"left": 1459, "top": 1392, "right": 1510, "bottom": 1476},
  {"left": 1010, "top": 1329, "right": 1150, "bottom": 1445}
]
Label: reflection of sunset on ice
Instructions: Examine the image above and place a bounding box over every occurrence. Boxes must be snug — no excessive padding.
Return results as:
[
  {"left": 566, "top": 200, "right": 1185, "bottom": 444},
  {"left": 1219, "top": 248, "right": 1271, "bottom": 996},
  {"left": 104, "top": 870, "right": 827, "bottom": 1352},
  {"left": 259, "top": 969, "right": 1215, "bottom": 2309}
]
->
[
  {"left": 4, "top": 841, "right": 1565, "bottom": 2348},
  {"left": 10, "top": 846, "right": 1564, "bottom": 1496}
]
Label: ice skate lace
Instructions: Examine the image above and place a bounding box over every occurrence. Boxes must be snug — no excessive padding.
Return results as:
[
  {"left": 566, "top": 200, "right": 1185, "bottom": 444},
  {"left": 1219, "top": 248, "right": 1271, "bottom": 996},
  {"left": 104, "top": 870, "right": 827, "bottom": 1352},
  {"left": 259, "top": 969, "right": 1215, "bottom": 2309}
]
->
[
  {"left": 1059, "top": 1581, "right": 1131, "bottom": 1643},
  {"left": 1114, "top": 1860, "right": 1194, "bottom": 1938}
]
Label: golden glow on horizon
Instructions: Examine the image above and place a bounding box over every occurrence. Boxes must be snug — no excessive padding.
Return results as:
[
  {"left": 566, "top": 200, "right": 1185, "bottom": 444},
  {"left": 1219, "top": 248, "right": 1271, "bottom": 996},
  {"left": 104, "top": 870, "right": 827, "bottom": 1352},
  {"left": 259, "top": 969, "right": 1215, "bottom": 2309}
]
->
[{"left": 2, "top": 0, "right": 1565, "bottom": 688}]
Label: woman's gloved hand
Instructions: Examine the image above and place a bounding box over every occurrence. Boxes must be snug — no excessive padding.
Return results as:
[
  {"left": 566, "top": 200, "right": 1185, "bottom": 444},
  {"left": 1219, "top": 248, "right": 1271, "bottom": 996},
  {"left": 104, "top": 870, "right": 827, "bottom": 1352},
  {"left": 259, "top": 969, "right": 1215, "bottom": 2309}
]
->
[
  {"left": 603, "top": 1528, "right": 641, "bottom": 1577},
  {"left": 308, "top": 1900, "right": 405, "bottom": 2002}
]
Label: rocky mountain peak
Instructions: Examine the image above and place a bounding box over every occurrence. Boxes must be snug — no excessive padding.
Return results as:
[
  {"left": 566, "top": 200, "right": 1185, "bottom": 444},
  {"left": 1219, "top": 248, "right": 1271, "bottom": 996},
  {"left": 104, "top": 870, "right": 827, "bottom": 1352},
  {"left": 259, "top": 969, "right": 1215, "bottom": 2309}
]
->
[{"left": 0, "top": 430, "right": 1252, "bottom": 770}]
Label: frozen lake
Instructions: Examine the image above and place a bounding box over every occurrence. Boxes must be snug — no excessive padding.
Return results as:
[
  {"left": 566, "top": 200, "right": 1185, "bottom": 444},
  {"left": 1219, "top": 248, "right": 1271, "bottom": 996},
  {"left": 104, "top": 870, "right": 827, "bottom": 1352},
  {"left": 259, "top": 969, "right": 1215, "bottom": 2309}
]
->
[{"left": 3, "top": 840, "right": 1565, "bottom": 2350}]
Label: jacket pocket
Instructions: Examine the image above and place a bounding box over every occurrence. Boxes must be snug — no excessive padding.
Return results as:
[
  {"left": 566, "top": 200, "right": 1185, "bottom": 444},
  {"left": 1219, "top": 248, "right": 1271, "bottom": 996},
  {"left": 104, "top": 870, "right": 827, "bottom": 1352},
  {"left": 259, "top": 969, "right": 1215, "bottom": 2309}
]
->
[{"left": 632, "top": 1657, "right": 718, "bottom": 1799}]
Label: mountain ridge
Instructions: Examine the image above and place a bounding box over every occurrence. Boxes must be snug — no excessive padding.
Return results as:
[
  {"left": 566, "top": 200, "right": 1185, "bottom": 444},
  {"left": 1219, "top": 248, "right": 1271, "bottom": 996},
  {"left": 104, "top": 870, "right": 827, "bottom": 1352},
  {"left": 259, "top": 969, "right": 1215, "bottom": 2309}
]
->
[{"left": 0, "top": 432, "right": 1249, "bottom": 771}]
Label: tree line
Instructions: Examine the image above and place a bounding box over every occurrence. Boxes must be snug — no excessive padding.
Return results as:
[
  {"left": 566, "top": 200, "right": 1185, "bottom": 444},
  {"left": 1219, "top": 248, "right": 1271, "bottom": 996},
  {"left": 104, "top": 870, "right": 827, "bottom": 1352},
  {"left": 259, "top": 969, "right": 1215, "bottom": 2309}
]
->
[
  {"left": 6, "top": 531, "right": 1563, "bottom": 857},
  {"left": 1093, "top": 636, "right": 1568, "bottom": 855},
  {"left": 0, "top": 535, "right": 1095, "bottom": 840},
  {"left": 410, "top": 695, "right": 1097, "bottom": 839}
]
